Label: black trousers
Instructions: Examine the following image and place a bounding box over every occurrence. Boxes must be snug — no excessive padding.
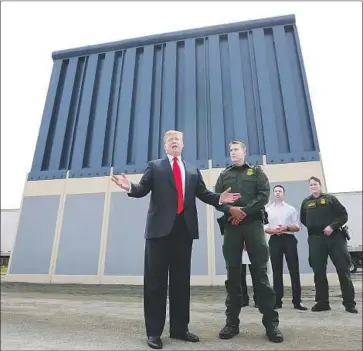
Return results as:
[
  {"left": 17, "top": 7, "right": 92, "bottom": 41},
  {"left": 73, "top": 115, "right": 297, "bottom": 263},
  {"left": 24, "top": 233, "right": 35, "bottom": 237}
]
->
[
  {"left": 143, "top": 214, "right": 193, "bottom": 337},
  {"left": 308, "top": 233, "right": 356, "bottom": 308},
  {"left": 269, "top": 234, "right": 302, "bottom": 306},
  {"left": 241, "top": 264, "right": 258, "bottom": 304}
]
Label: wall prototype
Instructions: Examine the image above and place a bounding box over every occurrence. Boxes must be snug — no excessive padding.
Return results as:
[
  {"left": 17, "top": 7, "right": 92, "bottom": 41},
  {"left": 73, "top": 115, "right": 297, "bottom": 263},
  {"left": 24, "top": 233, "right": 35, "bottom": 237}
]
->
[
  {"left": 28, "top": 14, "right": 319, "bottom": 181},
  {"left": 7, "top": 15, "right": 333, "bottom": 286}
]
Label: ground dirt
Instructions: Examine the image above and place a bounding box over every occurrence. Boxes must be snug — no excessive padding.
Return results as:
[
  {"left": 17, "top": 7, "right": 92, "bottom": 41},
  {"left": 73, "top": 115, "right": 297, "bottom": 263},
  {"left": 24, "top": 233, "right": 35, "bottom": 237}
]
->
[{"left": 1, "top": 274, "right": 362, "bottom": 350}]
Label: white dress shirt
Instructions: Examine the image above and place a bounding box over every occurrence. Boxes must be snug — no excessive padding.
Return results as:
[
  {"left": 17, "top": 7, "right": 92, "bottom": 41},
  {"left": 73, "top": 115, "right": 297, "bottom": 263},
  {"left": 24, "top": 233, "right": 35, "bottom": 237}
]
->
[
  {"left": 265, "top": 201, "right": 300, "bottom": 235},
  {"left": 127, "top": 155, "right": 221, "bottom": 204},
  {"left": 127, "top": 154, "right": 186, "bottom": 196}
]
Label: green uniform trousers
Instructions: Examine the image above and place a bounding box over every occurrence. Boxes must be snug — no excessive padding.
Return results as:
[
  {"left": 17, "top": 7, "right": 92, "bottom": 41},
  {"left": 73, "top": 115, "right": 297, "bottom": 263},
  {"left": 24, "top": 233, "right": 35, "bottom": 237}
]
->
[
  {"left": 308, "top": 232, "right": 356, "bottom": 308},
  {"left": 223, "top": 219, "right": 279, "bottom": 329}
]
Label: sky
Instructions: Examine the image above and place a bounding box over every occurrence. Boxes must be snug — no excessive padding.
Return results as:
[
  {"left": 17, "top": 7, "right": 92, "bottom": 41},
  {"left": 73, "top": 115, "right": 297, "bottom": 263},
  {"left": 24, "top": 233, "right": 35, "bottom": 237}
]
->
[{"left": 1, "top": 1, "right": 362, "bottom": 209}]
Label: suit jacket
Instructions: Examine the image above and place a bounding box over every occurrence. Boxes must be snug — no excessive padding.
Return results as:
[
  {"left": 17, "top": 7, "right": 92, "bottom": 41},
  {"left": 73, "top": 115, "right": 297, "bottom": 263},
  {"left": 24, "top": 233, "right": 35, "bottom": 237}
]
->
[{"left": 128, "top": 157, "right": 221, "bottom": 239}]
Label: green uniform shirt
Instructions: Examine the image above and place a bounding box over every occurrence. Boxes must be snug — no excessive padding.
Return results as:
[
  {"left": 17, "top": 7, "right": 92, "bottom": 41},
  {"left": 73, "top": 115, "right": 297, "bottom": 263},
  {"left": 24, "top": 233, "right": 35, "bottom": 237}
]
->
[
  {"left": 215, "top": 163, "right": 270, "bottom": 219},
  {"left": 300, "top": 193, "right": 348, "bottom": 235}
]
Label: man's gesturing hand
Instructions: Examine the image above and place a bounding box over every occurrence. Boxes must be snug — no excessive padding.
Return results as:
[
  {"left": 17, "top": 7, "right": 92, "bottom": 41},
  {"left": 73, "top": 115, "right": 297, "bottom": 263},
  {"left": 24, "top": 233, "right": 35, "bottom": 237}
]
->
[
  {"left": 111, "top": 173, "right": 131, "bottom": 191},
  {"left": 220, "top": 187, "right": 241, "bottom": 204}
]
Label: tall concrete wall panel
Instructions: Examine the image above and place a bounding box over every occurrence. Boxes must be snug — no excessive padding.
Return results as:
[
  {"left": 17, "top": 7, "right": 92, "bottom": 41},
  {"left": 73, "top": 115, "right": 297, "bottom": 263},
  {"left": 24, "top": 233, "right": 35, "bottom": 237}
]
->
[
  {"left": 104, "top": 192, "right": 148, "bottom": 276},
  {"left": 55, "top": 193, "right": 105, "bottom": 275},
  {"left": 9, "top": 195, "right": 60, "bottom": 275},
  {"left": 7, "top": 15, "right": 334, "bottom": 285},
  {"left": 6, "top": 164, "right": 332, "bottom": 284},
  {"left": 28, "top": 14, "right": 319, "bottom": 182}
]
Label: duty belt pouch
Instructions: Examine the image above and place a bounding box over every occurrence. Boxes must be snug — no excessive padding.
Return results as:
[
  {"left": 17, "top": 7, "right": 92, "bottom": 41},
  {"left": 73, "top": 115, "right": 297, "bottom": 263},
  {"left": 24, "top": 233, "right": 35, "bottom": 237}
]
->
[
  {"left": 341, "top": 225, "right": 351, "bottom": 241},
  {"left": 263, "top": 208, "right": 269, "bottom": 225},
  {"left": 217, "top": 215, "right": 226, "bottom": 235}
]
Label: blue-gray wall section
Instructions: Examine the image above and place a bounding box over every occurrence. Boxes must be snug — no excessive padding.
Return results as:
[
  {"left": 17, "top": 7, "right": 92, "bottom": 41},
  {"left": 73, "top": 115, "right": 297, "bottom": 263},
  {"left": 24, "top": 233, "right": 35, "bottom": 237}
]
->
[
  {"left": 214, "top": 180, "right": 335, "bottom": 275},
  {"left": 10, "top": 184, "right": 337, "bottom": 276},
  {"left": 105, "top": 192, "right": 208, "bottom": 276},
  {"left": 9, "top": 196, "right": 60, "bottom": 275},
  {"left": 28, "top": 14, "right": 319, "bottom": 181},
  {"left": 55, "top": 193, "right": 104, "bottom": 275},
  {"left": 104, "top": 192, "right": 147, "bottom": 275}
]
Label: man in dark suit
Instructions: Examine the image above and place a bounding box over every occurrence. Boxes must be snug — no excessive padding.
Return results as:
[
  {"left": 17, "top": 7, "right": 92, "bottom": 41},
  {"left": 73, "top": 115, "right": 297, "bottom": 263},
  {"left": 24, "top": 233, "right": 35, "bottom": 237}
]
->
[{"left": 112, "top": 130, "right": 243, "bottom": 349}]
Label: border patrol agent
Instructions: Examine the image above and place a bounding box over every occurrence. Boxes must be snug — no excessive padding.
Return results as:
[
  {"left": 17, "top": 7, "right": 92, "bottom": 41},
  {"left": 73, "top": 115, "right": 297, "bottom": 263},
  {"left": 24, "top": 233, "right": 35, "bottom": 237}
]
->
[
  {"left": 215, "top": 141, "right": 283, "bottom": 343},
  {"left": 300, "top": 176, "right": 357, "bottom": 314}
]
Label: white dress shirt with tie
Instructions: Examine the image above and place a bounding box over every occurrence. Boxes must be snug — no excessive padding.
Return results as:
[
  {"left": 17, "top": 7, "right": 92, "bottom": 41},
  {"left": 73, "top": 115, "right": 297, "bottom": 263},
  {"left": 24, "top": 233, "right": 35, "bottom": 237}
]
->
[
  {"left": 167, "top": 154, "right": 186, "bottom": 198},
  {"left": 127, "top": 154, "right": 186, "bottom": 195},
  {"left": 127, "top": 154, "right": 222, "bottom": 206}
]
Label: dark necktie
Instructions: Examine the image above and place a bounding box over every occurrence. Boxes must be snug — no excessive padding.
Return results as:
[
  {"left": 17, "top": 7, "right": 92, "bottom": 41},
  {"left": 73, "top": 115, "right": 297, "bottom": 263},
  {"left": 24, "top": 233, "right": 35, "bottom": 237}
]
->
[{"left": 173, "top": 157, "right": 184, "bottom": 214}]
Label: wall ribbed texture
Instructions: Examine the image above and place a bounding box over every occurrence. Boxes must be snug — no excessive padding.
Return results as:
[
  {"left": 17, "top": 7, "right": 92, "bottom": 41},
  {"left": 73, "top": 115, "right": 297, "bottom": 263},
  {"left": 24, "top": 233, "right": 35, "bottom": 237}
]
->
[{"left": 28, "top": 14, "right": 319, "bottom": 181}]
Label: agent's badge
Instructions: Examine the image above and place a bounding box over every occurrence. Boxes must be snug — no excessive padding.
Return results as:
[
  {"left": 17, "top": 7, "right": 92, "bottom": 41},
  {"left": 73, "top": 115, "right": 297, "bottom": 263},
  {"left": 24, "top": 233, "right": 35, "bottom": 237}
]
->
[{"left": 247, "top": 169, "right": 254, "bottom": 176}]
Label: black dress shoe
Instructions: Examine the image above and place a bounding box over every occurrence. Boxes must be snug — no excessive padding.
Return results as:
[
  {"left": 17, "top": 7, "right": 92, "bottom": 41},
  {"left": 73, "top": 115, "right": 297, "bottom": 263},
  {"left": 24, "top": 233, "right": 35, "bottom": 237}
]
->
[
  {"left": 345, "top": 306, "right": 358, "bottom": 314},
  {"left": 311, "top": 303, "right": 331, "bottom": 312},
  {"left": 294, "top": 303, "right": 308, "bottom": 311},
  {"left": 147, "top": 336, "right": 162, "bottom": 349},
  {"left": 170, "top": 331, "right": 199, "bottom": 342},
  {"left": 266, "top": 327, "right": 284, "bottom": 343}
]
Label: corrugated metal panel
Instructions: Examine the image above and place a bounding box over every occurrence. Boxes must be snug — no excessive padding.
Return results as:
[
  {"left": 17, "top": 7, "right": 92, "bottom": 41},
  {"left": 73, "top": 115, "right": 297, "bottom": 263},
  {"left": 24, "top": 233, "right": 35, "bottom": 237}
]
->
[{"left": 28, "top": 14, "right": 320, "bottom": 181}]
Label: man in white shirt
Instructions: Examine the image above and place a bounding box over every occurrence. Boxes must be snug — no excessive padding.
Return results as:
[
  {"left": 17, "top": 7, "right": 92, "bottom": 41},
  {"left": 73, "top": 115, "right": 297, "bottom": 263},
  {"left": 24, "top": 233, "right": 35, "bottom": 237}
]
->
[{"left": 265, "top": 185, "right": 307, "bottom": 311}]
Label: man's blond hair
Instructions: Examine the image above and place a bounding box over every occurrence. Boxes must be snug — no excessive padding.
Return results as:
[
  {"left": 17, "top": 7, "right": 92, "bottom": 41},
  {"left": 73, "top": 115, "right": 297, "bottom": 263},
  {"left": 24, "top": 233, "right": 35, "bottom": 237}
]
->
[
  {"left": 229, "top": 140, "right": 247, "bottom": 150},
  {"left": 163, "top": 130, "right": 183, "bottom": 143}
]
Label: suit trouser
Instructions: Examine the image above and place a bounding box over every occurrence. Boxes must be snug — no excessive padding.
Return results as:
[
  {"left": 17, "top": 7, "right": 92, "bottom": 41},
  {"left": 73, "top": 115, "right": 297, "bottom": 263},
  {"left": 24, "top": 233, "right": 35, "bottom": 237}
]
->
[
  {"left": 269, "top": 234, "right": 302, "bottom": 305},
  {"left": 308, "top": 233, "right": 356, "bottom": 308},
  {"left": 223, "top": 220, "right": 279, "bottom": 329},
  {"left": 143, "top": 214, "right": 193, "bottom": 337}
]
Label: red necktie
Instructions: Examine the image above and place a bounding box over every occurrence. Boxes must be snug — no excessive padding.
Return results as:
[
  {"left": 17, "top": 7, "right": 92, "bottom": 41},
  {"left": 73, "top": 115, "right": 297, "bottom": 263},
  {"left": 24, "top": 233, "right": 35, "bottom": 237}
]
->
[{"left": 173, "top": 157, "right": 184, "bottom": 214}]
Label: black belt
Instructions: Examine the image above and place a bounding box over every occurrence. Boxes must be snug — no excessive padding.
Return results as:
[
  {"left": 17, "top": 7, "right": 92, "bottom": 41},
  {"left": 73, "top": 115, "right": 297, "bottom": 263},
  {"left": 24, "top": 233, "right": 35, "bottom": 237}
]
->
[{"left": 272, "top": 233, "right": 294, "bottom": 237}]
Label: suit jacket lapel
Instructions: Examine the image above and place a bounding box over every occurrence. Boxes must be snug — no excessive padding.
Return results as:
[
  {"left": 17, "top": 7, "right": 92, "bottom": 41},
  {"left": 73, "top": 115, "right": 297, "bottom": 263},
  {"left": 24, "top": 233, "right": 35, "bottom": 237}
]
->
[
  {"left": 163, "top": 157, "right": 191, "bottom": 196},
  {"left": 183, "top": 160, "right": 191, "bottom": 198},
  {"left": 162, "top": 157, "right": 176, "bottom": 189}
]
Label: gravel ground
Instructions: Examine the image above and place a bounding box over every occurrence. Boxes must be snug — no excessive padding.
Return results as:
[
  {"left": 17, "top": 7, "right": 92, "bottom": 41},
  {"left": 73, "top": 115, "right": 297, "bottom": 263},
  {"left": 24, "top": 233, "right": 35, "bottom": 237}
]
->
[{"left": 1, "top": 274, "right": 362, "bottom": 350}]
